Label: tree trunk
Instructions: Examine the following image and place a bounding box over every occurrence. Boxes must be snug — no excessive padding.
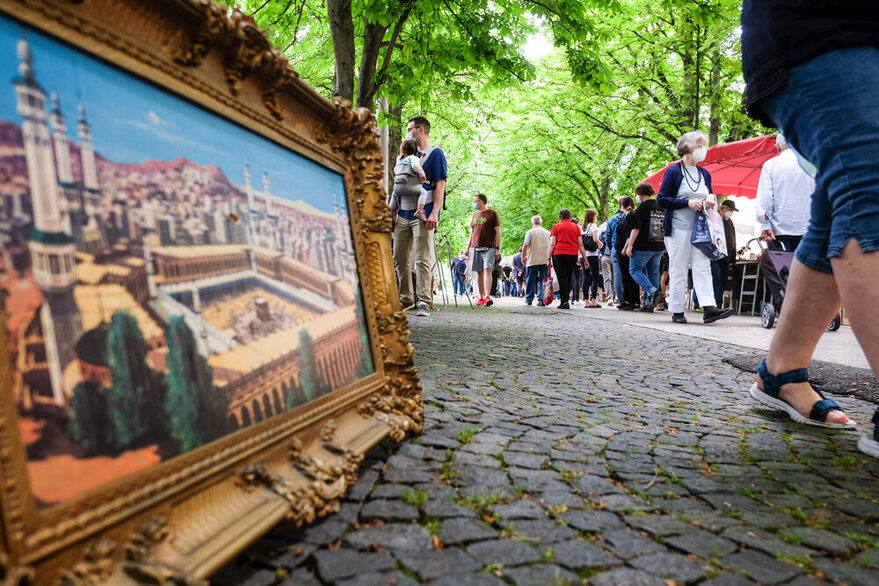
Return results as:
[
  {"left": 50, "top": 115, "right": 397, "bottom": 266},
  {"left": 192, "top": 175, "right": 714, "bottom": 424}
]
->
[
  {"left": 327, "top": 0, "right": 355, "bottom": 102},
  {"left": 387, "top": 102, "right": 404, "bottom": 191},
  {"left": 708, "top": 49, "right": 722, "bottom": 145},
  {"left": 356, "top": 19, "right": 387, "bottom": 109}
]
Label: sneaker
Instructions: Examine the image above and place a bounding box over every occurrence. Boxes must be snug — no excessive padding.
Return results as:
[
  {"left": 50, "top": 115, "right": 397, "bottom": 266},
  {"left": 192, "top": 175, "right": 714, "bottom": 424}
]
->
[
  {"left": 644, "top": 289, "right": 663, "bottom": 312},
  {"left": 485, "top": 297, "right": 494, "bottom": 306},
  {"left": 526, "top": 300, "right": 532, "bottom": 306},
  {"left": 416, "top": 303, "right": 430, "bottom": 317},
  {"left": 401, "top": 300, "right": 416, "bottom": 311},
  {"left": 476, "top": 297, "right": 487, "bottom": 306},
  {"left": 858, "top": 410, "right": 879, "bottom": 458},
  {"left": 537, "top": 300, "right": 544, "bottom": 307},
  {"left": 672, "top": 312, "right": 687, "bottom": 324},
  {"left": 558, "top": 302, "right": 570, "bottom": 309},
  {"left": 703, "top": 306, "right": 733, "bottom": 324}
]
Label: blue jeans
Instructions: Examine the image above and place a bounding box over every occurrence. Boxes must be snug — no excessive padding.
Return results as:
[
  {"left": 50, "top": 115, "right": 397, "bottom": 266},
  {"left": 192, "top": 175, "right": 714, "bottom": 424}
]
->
[
  {"left": 452, "top": 273, "right": 465, "bottom": 295},
  {"left": 525, "top": 264, "right": 547, "bottom": 303},
  {"left": 628, "top": 250, "right": 663, "bottom": 299},
  {"left": 763, "top": 47, "right": 879, "bottom": 275},
  {"left": 611, "top": 255, "right": 624, "bottom": 303}
]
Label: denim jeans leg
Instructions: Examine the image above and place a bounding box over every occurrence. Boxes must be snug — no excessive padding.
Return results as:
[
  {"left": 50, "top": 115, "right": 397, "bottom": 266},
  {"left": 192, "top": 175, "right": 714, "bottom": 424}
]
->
[
  {"left": 612, "top": 257, "right": 624, "bottom": 303},
  {"left": 628, "top": 251, "right": 657, "bottom": 298},
  {"left": 525, "top": 267, "right": 537, "bottom": 303}
]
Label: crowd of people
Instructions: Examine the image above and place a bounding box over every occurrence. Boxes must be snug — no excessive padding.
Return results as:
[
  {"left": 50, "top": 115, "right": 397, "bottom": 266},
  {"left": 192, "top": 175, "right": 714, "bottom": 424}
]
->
[{"left": 387, "top": 0, "right": 879, "bottom": 462}]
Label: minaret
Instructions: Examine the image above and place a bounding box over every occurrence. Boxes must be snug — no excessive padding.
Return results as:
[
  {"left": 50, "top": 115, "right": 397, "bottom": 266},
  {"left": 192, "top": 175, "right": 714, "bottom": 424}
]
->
[
  {"left": 49, "top": 91, "right": 83, "bottom": 246},
  {"left": 142, "top": 200, "right": 157, "bottom": 299},
  {"left": 14, "top": 36, "right": 82, "bottom": 406},
  {"left": 243, "top": 158, "right": 257, "bottom": 271},
  {"left": 78, "top": 101, "right": 104, "bottom": 251},
  {"left": 262, "top": 166, "right": 280, "bottom": 251}
]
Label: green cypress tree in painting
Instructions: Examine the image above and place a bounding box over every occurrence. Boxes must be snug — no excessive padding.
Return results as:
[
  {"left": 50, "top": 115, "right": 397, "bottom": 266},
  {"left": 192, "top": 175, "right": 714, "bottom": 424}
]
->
[
  {"left": 164, "top": 317, "right": 205, "bottom": 451},
  {"left": 69, "top": 380, "right": 107, "bottom": 455},
  {"left": 353, "top": 290, "right": 374, "bottom": 378},
  {"left": 164, "top": 316, "right": 229, "bottom": 452},
  {"left": 105, "top": 311, "right": 152, "bottom": 451},
  {"left": 297, "top": 327, "right": 322, "bottom": 402}
]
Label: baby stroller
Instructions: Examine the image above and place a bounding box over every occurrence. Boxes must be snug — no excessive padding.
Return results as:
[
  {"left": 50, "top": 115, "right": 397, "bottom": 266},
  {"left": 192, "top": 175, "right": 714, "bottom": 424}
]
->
[{"left": 758, "top": 239, "right": 841, "bottom": 331}]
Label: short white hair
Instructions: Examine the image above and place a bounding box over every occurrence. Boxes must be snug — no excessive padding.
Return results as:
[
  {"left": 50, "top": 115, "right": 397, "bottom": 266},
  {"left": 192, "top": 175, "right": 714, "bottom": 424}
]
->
[
  {"left": 531, "top": 215, "right": 542, "bottom": 225},
  {"left": 776, "top": 133, "right": 788, "bottom": 150},
  {"left": 676, "top": 130, "right": 707, "bottom": 157}
]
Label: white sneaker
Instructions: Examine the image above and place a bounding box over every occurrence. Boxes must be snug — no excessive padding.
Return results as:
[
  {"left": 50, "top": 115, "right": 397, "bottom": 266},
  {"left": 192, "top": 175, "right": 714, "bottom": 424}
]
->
[{"left": 416, "top": 303, "right": 430, "bottom": 317}]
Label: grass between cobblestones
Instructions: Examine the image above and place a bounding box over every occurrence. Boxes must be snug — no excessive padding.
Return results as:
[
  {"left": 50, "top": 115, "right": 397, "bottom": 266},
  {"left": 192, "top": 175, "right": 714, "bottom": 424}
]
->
[{"left": 215, "top": 305, "right": 879, "bottom": 585}]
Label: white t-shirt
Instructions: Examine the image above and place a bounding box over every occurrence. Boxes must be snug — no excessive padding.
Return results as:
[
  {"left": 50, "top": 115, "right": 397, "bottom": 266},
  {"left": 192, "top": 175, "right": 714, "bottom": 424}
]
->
[{"left": 583, "top": 223, "right": 600, "bottom": 257}]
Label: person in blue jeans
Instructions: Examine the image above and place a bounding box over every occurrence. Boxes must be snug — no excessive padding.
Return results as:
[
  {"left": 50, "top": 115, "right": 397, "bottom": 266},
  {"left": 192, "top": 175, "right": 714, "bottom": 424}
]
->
[
  {"left": 604, "top": 204, "right": 626, "bottom": 305},
  {"left": 522, "top": 215, "right": 551, "bottom": 305},
  {"left": 741, "top": 0, "right": 878, "bottom": 455},
  {"left": 621, "top": 183, "right": 665, "bottom": 312}
]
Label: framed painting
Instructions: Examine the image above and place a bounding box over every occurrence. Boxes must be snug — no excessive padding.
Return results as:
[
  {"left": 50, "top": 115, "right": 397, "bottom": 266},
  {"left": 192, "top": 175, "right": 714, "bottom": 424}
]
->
[{"left": 0, "top": 0, "right": 422, "bottom": 583}]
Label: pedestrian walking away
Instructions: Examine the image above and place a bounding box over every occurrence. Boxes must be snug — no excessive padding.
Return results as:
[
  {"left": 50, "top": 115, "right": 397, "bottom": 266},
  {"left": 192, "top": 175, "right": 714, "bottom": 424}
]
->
[
  {"left": 467, "top": 193, "right": 501, "bottom": 307},
  {"left": 741, "top": 0, "right": 879, "bottom": 443},
  {"left": 622, "top": 183, "right": 665, "bottom": 312},
  {"left": 657, "top": 130, "right": 733, "bottom": 325},
  {"left": 549, "top": 208, "right": 589, "bottom": 310},
  {"left": 581, "top": 209, "right": 602, "bottom": 308},
  {"left": 522, "top": 215, "right": 551, "bottom": 306},
  {"left": 604, "top": 202, "right": 627, "bottom": 306},
  {"left": 614, "top": 197, "right": 639, "bottom": 310}
]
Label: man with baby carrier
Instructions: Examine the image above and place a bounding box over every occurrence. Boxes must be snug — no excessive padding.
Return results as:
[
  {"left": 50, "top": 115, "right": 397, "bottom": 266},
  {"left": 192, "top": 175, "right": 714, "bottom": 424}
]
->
[{"left": 389, "top": 116, "right": 448, "bottom": 318}]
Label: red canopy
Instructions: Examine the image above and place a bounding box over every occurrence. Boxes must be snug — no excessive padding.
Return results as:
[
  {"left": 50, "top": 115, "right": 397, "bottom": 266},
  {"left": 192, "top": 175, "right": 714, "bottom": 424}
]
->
[{"left": 643, "top": 135, "right": 778, "bottom": 199}]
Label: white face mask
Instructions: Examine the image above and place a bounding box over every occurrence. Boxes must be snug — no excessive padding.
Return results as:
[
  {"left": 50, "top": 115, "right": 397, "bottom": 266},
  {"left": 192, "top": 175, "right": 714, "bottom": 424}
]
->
[
  {"left": 692, "top": 146, "right": 707, "bottom": 163},
  {"left": 723, "top": 211, "right": 733, "bottom": 220}
]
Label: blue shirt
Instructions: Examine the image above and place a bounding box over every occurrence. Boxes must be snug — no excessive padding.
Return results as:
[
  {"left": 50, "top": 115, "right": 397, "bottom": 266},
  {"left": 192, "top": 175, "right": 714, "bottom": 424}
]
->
[
  {"left": 398, "top": 147, "right": 448, "bottom": 221},
  {"left": 605, "top": 211, "right": 625, "bottom": 255}
]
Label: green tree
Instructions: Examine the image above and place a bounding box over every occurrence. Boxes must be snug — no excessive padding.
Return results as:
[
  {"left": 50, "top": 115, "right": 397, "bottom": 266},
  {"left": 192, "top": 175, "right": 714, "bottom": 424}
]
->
[
  {"left": 297, "top": 327, "right": 326, "bottom": 402},
  {"left": 164, "top": 316, "right": 229, "bottom": 452},
  {"left": 68, "top": 380, "right": 108, "bottom": 455},
  {"left": 105, "top": 311, "right": 156, "bottom": 451},
  {"left": 353, "top": 290, "right": 375, "bottom": 378}
]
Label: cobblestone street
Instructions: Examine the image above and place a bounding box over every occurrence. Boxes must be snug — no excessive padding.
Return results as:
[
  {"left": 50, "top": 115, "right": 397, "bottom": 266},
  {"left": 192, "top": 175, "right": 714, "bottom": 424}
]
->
[{"left": 217, "top": 304, "right": 879, "bottom": 585}]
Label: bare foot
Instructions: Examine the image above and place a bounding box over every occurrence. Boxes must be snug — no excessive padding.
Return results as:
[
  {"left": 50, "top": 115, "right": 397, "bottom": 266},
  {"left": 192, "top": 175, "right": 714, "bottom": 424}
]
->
[
  {"left": 414, "top": 208, "right": 428, "bottom": 222},
  {"left": 756, "top": 375, "right": 850, "bottom": 424}
]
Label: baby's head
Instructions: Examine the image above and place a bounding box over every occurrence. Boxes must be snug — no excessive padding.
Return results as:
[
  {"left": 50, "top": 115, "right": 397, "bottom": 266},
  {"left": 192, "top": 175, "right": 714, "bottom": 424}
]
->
[{"left": 401, "top": 139, "right": 418, "bottom": 157}]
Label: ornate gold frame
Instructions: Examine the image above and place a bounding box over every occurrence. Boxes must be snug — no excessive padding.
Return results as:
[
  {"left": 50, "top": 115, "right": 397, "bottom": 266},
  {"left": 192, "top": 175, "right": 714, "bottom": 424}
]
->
[{"left": 0, "top": 0, "right": 422, "bottom": 583}]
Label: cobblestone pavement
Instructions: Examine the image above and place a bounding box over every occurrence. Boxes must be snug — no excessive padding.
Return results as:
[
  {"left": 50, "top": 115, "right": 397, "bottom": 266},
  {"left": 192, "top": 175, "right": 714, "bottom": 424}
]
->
[{"left": 216, "top": 305, "right": 879, "bottom": 585}]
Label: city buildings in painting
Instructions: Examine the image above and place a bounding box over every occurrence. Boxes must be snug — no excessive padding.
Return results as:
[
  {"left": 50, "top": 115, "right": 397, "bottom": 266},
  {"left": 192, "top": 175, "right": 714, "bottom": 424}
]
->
[{"left": 0, "top": 28, "right": 373, "bottom": 507}]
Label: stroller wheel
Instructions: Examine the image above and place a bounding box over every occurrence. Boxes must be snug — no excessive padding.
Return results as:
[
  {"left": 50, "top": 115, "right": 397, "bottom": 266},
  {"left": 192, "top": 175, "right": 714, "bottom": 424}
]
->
[
  {"left": 761, "top": 304, "right": 777, "bottom": 329},
  {"left": 827, "top": 313, "right": 841, "bottom": 332}
]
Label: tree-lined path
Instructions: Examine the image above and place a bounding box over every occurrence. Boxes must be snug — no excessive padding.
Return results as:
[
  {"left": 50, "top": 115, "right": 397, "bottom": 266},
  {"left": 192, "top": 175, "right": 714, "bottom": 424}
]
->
[{"left": 216, "top": 304, "right": 879, "bottom": 585}]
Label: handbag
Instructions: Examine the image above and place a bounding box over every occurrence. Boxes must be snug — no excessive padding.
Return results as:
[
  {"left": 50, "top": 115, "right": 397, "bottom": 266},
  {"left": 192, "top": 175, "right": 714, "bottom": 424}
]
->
[
  {"left": 691, "top": 207, "right": 727, "bottom": 261},
  {"left": 582, "top": 224, "right": 599, "bottom": 252},
  {"left": 542, "top": 274, "right": 554, "bottom": 306}
]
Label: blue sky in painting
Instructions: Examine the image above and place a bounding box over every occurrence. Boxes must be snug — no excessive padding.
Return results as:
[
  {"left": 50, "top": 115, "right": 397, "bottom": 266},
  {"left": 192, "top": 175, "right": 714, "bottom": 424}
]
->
[{"left": 0, "top": 15, "right": 347, "bottom": 215}]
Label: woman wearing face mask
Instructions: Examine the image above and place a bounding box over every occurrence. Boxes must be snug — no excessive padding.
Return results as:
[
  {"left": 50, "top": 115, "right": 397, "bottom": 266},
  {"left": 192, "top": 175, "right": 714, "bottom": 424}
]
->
[{"left": 657, "top": 131, "right": 733, "bottom": 324}]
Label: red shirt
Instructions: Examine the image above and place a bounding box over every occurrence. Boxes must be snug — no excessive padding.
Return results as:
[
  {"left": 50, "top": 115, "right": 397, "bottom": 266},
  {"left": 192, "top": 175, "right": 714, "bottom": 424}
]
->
[{"left": 550, "top": 219, "right": 581, "bottom": 255}]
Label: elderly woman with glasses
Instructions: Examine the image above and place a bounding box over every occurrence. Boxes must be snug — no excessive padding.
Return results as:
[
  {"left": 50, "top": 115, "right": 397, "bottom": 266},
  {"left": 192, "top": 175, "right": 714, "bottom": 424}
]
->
[{"left": 657, "top": 131, "right": 733, "bottom": 325}]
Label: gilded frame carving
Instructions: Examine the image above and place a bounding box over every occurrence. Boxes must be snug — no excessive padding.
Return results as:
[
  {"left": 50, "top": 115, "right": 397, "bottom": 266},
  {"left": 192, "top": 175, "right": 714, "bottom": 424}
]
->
[{"left": 0, "top": 0, "right": 422, "bottom": 583}]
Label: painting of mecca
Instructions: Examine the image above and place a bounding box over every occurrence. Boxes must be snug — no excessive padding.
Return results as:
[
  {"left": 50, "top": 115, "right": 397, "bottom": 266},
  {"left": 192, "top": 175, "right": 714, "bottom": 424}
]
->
[{"left": 0, "top": 16, "right": 374, "bottom": 508}]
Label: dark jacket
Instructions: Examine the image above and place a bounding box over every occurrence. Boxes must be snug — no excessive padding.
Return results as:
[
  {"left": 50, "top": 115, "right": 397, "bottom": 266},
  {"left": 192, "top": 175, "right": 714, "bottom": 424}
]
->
[
  {"left": 656, "top": 162, "right": 713, "bottom": 237},
  {"left": 741, "top": 1, "right": 879, "bottom": 126},
  {"left": 452, "top": 258, "right": 467, "bottom": 276},
  {"left": 512, "top": 253, "right": 525, "bottom": 277},
  {"left": 723, "top": 218, "right": 736, "bottom": 262}
]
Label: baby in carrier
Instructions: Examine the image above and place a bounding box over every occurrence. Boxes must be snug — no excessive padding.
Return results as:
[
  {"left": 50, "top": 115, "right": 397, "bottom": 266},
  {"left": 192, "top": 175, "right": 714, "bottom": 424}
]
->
[{"left": 390, "top": 139, "right": 429, "bottom": 221}]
